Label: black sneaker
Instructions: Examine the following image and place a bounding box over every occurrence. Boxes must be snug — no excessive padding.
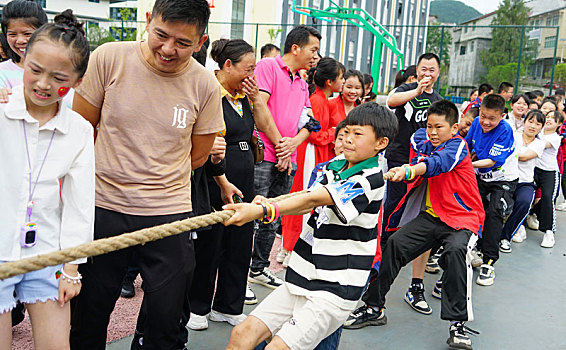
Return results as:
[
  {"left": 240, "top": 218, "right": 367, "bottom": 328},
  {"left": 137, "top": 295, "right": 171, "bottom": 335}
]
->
[
  {"left": 344, "top": 305, "right": 387, "bottom": 329},
  {"left": 432, "top": 279, "right": 442, "bottom": 300},
  {"left": 447, "top": 321, "right": 479, "bottom": 350},
  {"left": 121, "top": 279, "right": 135, "bottom": 298},
  {"left": 425, "top": 255, "right": 440, "bottom": 274},
  {"left": 248, "top": 268, "right": 283, "bottom": 289},
  {"left": 404, "top": 283, "right": 432, "bottom": 315}
]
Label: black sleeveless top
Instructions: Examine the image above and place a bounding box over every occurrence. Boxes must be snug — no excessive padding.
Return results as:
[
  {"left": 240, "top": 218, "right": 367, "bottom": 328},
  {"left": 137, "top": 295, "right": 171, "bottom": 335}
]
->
[{"left": 208, "top": 96, "right": 255, "bottom": 210}]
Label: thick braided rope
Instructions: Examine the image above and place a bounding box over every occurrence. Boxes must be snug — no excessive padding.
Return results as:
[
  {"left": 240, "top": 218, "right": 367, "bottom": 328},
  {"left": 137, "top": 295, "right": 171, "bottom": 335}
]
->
[
  {"left": 0, "top": 189, "right": 306, "bottom": 280},
  {"left": 0, "top": 172, "right": 395, "bottom": 280}
]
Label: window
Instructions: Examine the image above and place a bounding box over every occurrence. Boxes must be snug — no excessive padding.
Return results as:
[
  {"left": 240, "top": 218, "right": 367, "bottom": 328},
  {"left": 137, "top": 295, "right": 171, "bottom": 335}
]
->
[
  {"left": 231, "top": 0, "right": 246, "bottom": 39},
  {"left": 553, "top": 15, "right": 559, "bottom": 26},
  {"left": 110, "top": 8, "right": 137, "bottom": 21},
  {"left": 470, "top": 40, "right": 474, "bottom": 52},
  {"left": 89, "top": 0, "right": 100, "bottom": 3},
  {"left": 546, "top": 17, "right": 551, "bottom": 26},
  {"left": 464, "top": 27, "right": 467, "bottom": 33},
  {"left": 545, "top": 35, "right": 556, "bottom": 48},
  {"left": 34, "top": 0, "right": 45, "bottom": 7},
  {"left": 460, "top": 45, "right": 466, "bottom": 55},
  {"left": 535, "top": 19, "right": 540, "bottom": 27}
]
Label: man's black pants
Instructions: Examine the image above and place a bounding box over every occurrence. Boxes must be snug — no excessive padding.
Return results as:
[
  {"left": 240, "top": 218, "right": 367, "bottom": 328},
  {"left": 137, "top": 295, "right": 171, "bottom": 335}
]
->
[{"left": 70, "top": 207, "right": 195, "bottom": 350}]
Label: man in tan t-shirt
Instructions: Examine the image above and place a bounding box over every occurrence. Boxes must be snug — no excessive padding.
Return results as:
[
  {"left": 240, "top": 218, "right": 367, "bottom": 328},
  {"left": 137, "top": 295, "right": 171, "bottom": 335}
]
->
[{"left": 69, "top": 1, "right": 223, "bottom": 349}]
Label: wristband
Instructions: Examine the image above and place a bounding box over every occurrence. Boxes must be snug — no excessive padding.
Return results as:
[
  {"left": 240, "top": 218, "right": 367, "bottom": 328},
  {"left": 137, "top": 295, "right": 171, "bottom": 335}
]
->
[
  {"left": 404, "top": 166, "right": 411, "bottom": 181},
  {"left": 271, "top": 202, "right": 280, "bottom": 222},
  {"left": 261, "top": 204, "right": 268, "bottom": 223},
  {"left": 265, "top": 203, "right": 276, "bottom": 224}
]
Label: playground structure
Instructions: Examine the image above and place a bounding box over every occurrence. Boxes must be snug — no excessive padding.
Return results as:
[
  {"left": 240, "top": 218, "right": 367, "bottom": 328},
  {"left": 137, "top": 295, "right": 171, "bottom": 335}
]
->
[{"left": 291, "top": 0, "right": 404, "bottom": 93}]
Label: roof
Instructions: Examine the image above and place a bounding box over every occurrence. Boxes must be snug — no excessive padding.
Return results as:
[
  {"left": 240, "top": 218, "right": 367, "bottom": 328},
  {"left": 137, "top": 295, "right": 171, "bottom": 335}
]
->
[
  {"left": 525, "top": 0, "right": 566, "bottom": 17},
  {"left": 461, "top": 11, "right": 497, "bottom": 25}
]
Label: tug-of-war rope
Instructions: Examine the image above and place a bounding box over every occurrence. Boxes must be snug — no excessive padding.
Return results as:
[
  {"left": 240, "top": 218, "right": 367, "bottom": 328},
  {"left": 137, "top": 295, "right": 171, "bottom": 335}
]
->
[{"left": 0, "top": 172, "right": 396, "bottom": 281}]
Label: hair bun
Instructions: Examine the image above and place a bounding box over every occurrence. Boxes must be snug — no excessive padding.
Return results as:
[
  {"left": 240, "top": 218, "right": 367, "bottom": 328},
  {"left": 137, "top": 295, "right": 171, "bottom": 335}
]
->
[
  {"left": 210, "top": 38, "right": 230, "bottom": 64},
  {"left": 54, "top": 9, "right": 84, "bottom": 35}
]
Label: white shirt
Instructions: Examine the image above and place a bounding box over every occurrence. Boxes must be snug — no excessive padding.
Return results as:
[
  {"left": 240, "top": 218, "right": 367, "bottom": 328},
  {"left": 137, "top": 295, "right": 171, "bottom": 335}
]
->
[
  {"left": 535, "top": 132, "right": 561, "bottom": 171},
  {"left": 514, "top": 132, "right": 545, "bottom": 183},
  {"left": 0, "top": 86, "right": 95, "bottom": 263},
  {"left": 506, "top": 112, "right": 524, "bottom": 133}
]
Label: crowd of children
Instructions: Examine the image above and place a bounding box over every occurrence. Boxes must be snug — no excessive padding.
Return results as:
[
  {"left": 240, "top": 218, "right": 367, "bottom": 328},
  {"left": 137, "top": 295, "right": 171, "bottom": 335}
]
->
[{"left": 0, "top": 0, "right": 564, "bottom": 350}]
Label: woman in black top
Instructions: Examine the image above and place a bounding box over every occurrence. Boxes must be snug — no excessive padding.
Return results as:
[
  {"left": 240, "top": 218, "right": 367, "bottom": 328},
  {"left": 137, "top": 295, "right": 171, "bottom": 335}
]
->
[{"left": 188, "top": 39, "right": 281, "bottom": 328}]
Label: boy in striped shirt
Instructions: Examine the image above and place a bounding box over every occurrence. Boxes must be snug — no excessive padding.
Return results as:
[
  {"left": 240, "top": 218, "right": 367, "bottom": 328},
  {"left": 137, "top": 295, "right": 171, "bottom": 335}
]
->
[{"left": 223, "top": 103, "right": 397, "bottom": 350}]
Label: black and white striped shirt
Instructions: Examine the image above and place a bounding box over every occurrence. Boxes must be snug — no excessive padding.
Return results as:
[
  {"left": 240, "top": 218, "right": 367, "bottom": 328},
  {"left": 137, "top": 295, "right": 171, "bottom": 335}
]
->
[{"left": 285, "top": 154, "right": 385, "bottom": 309}]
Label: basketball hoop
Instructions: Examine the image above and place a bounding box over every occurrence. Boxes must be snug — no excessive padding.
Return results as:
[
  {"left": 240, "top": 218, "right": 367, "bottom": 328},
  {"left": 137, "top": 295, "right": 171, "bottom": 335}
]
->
[{"left": 209, "top": 0, "right": 215, "bottom": 8}]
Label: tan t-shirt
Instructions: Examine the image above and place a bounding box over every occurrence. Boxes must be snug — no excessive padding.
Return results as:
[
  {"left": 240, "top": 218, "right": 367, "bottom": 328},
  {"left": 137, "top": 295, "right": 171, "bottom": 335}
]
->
[{"left": 76, "top": 41, "right": 223, "bottom": 215}]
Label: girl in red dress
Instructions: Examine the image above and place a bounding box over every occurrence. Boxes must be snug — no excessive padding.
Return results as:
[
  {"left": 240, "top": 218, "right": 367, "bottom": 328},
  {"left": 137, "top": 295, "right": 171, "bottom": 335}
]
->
[{"left": 278, "top": 58, "right": 345, "bottom": 264}]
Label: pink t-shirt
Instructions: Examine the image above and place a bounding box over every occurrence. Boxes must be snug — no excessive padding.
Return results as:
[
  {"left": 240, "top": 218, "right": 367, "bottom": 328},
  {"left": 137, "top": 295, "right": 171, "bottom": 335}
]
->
[{"left": 254, "top": 56, "right": 311, "bottom": 163}]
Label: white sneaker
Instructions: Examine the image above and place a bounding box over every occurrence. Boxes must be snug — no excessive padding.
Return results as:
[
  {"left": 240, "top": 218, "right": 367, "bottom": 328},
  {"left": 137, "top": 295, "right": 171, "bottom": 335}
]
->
[
  {"left": 275, "top": 248, "right": 288, "bottom": 263},
  {"left": 512, "top": 226, "right": 527, "bottom": 243},
  {"left": 476, "top": 264, "right": 495, "bottom": 286},
  {"left": 556, "top": 201, "right": 566, "bottom": 211},
  {"left": 248, "top": 268, "right": 283, "bottom": 289},
  {"left": 470, "top": 249, "right": 483, "bottom": 268},
  {"left": 209, "top": 310, "right": 247, "bottom": 326},
  {"left": 541, "top": 230, "right": 555, "bottom": 248},
  {"left": 526, "top": 214, "right": 539, "bottom": 230},
  {"left": 187, "top": 312, "right": 208, "bottom": 330},
  {"left": 244, "top": 283, "right": 257, "bottom": 305},
  {"left": 282, "top": 252, "right": 291, "bottom": 268},
  {"left": 499, "top": 239, "right": 512, "bottom": 253}
]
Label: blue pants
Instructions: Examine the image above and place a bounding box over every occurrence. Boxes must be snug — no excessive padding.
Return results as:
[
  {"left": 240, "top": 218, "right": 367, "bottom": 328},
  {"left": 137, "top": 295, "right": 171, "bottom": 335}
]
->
[{"left": 501, "top": 182, "right": 536, "bottom": 241}]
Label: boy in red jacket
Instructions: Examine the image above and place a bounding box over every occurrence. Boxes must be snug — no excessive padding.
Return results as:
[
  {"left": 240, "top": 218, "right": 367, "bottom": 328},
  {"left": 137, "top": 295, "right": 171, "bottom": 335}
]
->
[{"left": 345, "top": 100, "right": 485, "bottom": 350}]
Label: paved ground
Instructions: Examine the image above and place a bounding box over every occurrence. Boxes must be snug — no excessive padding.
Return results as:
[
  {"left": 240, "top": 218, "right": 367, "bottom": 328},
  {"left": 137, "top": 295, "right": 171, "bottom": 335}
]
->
[{"left": 106, "top": 214, "right": 566, "bottom": 350}]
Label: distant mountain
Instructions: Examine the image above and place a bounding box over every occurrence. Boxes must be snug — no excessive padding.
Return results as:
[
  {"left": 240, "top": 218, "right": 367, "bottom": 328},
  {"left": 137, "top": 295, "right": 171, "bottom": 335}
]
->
[{"left": 430, "top": 0, "right": 483, "bottom": 24}]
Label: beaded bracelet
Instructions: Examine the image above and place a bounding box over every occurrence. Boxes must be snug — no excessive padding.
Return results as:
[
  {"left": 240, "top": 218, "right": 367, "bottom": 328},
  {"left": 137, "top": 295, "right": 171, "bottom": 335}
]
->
[{"left": 56, "top": 269, "right": 82, "bottom": 284}]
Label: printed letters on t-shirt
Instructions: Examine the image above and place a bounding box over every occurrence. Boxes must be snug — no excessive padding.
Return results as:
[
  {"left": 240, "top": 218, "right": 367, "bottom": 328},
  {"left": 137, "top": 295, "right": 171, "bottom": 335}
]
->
[{"left": 172, "top": 105, "right": 189, "bottom": 129}]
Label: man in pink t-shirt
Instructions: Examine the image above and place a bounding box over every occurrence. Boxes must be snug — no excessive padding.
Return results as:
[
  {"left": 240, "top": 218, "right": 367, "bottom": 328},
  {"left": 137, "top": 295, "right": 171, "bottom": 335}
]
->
[{"left": 248, "top": 25, "right": 321, "bottom": 287}]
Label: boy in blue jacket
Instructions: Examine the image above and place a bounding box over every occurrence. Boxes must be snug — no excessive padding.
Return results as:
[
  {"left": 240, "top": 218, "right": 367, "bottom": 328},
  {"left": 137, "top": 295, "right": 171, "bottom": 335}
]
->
[
  {"left": 464, "top": 94, "right": 517, "bottom": 286},
  {"left": 345, "top": 100, "right": 484, "bottom": 350}
]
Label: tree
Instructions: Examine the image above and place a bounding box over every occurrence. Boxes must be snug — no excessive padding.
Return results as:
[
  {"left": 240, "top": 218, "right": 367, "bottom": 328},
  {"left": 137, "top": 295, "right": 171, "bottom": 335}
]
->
[
  {"left": 480, "top": 0, "right": 530, "bottom": 68},
  {"left": 483, "top": 62, "right": 525, "bottom": 88},
  {"left": 552, "top": 63, "right": 566, "bottom": 84},
  {"left": 87, "top": 25, "right": 115, "bottom": 50},
  {"left": 426, "top": 23, "right": 452, "bottom": 67}
]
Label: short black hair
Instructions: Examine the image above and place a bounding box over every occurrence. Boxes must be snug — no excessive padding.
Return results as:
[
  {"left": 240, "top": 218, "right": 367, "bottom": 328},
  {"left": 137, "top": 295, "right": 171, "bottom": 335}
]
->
[
  {"left": 525, "top": 91, "right": 537, "bottom": 101},
  {"left": 152, "top": 0, "right": 210, "bottom": 36},
  {"left": 511, "top": 93, "right": 529, "bottom": 105},
  {"left": 498, "top": 82, "right": 513, "bottom": 93},
  {"left": 532, "top": 90, "right": 544, "bottom": 98},
  {"left": 465, "top": 107, "right": 480, "bottom": 119},
  {"left": 417, "top": 53, "right": 440, "bottom": 67},
  {"left": 481, "top": 94, "right": 506, "bottom": 113},
  {"left": 555, "top": 88, "right": 565, "bottom": 96},
  {"left": 427, "top": 100, "right": 459, "bottom": 126},
  {"left": 525, "top": 109, "right": 545, "bottom": 125},
  {"left": 1, "top": 0, "right": 48, "bottom": 63},
  {"left": 478, "top": 83, "right": 494, "bottom": 96},
  {"left": 344, "top": 103, "right": 398, "bottom": 152},
  {"left": 260, "top": 43, "right": 279, "bottom": 57},
  {"left": 283, "top": 25, "right": 321, "bottom": 54},
  {"left": 334, "top": 120, "right": 347, "bottom": 139}
]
